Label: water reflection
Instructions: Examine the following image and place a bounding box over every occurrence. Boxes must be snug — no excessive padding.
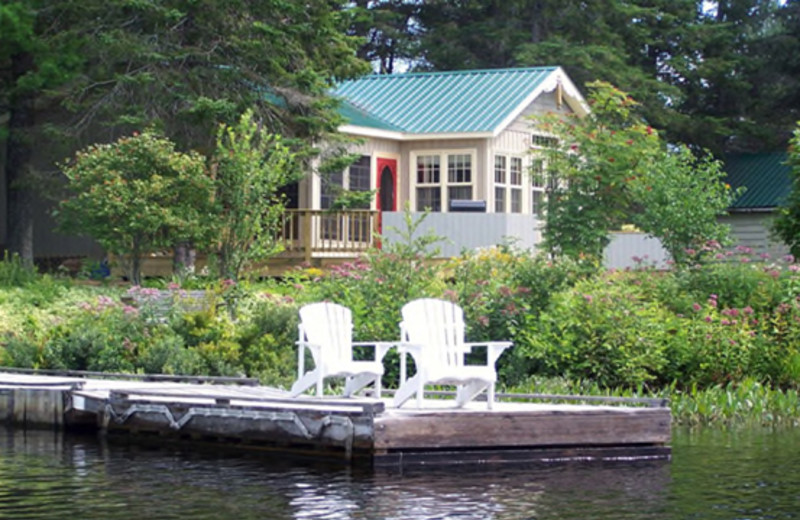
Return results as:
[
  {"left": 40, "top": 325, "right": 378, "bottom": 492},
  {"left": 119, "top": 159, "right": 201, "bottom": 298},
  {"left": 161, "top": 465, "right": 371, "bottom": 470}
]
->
[{"left": 1, "top": 426, "right": 798, "bottom": 519}]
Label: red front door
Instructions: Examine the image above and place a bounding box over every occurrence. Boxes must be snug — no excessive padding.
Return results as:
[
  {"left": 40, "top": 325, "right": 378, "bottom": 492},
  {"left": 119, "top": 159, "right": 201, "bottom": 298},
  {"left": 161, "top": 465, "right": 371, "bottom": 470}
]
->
[
  {"left": 375, "top": 158, "right": 397, "bottom": 245},
  {"left": 376, "top": 157, "right": 397, "bottom": 213}
]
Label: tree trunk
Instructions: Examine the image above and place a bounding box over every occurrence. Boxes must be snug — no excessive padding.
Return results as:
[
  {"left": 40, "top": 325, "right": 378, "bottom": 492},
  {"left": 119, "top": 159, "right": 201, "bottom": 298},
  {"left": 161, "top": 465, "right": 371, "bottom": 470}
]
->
[
  {"left": 4, "top": 51, "right": 36, "bottom": 267},
  {"left": 173, "top": 241, "right": 196, "bottom": 278}
]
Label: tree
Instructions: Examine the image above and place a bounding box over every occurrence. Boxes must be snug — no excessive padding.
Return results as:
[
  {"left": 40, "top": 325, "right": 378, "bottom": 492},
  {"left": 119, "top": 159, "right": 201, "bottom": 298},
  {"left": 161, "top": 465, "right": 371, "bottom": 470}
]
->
[
  {"left": 56, "top": 132, "right": 213, "bottom": 285},
  {"left": 412, "top": 0, "right": 800, "bottom": 154},
  {"left": 211, "top": 110, "right": 299, "bottom": 281},
  {"left": 771, "top": 124, "right": 800, "bottom": 257},
  {"left": 348, "top": 0, "right": 421, "bottom": 73},
  {"left": 2, "top": 0, "right": 369, "bottom": 265},
  {"left": 539, "top": 82, "right": 736, "bottom": 265}
]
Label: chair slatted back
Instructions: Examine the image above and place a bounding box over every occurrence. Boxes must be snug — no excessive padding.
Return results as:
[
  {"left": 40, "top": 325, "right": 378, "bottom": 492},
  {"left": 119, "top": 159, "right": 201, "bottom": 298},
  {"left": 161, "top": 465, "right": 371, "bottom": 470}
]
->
[
  {"left": 401, "top": 298, "right": 466, "bottom": 369},
  {"left": 299, "top": 302, "right": 353, "bottom": 369}
]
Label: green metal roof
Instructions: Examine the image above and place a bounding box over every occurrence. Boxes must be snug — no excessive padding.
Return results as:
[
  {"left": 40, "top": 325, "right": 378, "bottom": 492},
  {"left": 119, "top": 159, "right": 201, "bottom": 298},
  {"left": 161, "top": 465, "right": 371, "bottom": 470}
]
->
[
  {"left": 338, "top": 100, "right": 404, "bottom": 132},
  {"left": 333, "top": 67, "right": 558, "bottom": 135},
  {"left": 725, "top": 153, "right": 791, "bottom": 210}
]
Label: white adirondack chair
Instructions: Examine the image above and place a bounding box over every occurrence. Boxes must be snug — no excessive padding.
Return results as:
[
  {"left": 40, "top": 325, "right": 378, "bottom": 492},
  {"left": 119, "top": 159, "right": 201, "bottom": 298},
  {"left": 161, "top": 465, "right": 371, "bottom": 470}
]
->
[
  {"left": 290, "top": 302, "right": 393, "bottom": 398},
  {"left": 393, "top": 298, "right": 512, "bottom": 409}
]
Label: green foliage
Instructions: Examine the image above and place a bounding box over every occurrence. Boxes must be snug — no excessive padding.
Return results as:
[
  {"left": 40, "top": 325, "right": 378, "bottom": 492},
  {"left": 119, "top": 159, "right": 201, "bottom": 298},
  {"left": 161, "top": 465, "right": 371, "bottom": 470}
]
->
[
  {"left": 628, "top": 146, "right": 739, "bottom": 265},
  {"left": 671, "top": 379, "right": 800, "bottom": 428},
  {"left": 539, "top": 82, "right": 735, "bottom": 265},
  {"left": 0, "top": 252, "right": 38, "bottom": 287},
  {"left": 210, "top": 110, "right": 299, "bottom": 280},
  {"left": 772, "top": 125, "right": 800, "bottom": 256},
  {"left": 56, "top": 131, "right": 214, "bottom": 285},
  {"left": 516, "top": 275, "right": 674, "bottom": 388}
]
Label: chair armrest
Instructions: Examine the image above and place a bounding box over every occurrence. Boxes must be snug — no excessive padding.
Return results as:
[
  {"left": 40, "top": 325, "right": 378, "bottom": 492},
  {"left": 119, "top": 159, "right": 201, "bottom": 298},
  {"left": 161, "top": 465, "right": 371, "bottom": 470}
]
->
[
  {"left": 351, "top": 341, "right": 395, "bottom": 361},
  {"left": 462, "top": 341, "right": 513, "bottom": 366}
]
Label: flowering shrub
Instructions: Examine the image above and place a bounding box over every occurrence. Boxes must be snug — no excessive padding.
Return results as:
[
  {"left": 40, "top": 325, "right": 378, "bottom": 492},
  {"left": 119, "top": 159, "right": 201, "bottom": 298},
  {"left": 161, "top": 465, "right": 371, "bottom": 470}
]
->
[{"left": 515, "top": 275, "right": 675, "bottom": 388}]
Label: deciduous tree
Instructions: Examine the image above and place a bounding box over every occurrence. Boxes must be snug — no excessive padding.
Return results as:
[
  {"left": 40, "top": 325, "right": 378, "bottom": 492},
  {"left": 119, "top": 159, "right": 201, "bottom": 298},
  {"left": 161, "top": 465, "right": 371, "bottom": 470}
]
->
[{"left": 56, "top": 132, "right": 213, "bottom": 285}]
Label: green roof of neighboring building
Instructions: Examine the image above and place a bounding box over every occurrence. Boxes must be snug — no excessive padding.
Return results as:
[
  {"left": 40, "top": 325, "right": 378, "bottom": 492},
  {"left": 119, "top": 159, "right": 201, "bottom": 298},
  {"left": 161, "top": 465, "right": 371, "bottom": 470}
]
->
[
  {"left": 333, "top": 66, "right": 559, "bottom": 135},
  {"left": 725, "top": 152, "right": 791, "bottom": 210}
]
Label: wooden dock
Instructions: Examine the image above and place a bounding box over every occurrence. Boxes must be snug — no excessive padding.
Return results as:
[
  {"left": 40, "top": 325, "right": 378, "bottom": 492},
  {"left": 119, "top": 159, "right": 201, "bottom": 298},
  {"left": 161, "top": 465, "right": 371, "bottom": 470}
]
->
[{"left": 0, "top": 371, "right": 671, "bottom": 468}]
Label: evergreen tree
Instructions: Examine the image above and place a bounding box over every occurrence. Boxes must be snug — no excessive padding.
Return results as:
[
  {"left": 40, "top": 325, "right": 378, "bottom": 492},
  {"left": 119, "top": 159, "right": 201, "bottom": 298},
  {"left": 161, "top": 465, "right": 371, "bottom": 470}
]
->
[{"left": 1, "top": 0, "right": 369, "bottom": 264}]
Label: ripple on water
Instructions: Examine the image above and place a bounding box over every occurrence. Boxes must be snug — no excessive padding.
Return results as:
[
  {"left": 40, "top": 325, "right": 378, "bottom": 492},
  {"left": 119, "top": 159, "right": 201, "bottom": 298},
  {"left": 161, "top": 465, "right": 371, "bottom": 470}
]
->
[{"left": 1, "top": 427, "right": 799, "bottom": 519}]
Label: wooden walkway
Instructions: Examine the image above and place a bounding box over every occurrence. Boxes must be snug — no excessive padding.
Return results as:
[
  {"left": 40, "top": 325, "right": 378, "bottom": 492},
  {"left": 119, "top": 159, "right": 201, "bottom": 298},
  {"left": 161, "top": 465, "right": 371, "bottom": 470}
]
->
[{"left": 0, "top": 371, "right": 671, "bottom": 468}]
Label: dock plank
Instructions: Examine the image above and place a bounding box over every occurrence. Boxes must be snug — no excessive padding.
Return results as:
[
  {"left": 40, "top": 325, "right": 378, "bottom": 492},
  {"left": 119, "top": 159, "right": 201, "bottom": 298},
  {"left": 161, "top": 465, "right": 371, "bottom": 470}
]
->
[{"left": 374, "top": 405, "right": 670, "bottom": 450}]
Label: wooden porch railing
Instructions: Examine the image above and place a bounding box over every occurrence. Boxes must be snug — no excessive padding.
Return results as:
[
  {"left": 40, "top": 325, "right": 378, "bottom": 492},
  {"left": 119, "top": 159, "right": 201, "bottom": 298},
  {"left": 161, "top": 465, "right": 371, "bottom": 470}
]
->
[{"left": 279, "top": 209, "right": 379, "bottom": 262}]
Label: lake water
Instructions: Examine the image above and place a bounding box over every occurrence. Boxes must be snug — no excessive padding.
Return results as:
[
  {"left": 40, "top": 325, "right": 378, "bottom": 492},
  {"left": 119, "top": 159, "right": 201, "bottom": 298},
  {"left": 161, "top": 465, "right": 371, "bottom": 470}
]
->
[{"left": 1, "top": 426, "right": 799, "bottom": 519}]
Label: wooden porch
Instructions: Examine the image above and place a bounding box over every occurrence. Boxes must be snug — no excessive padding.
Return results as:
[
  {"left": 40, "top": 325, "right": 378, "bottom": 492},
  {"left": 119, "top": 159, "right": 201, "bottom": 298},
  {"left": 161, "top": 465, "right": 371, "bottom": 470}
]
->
[
  {"left": 277, "top": 209, "right": 379, "bottom": 263},
  {"left": 109, "top": 209, "right": 380, "bottom": 278}
]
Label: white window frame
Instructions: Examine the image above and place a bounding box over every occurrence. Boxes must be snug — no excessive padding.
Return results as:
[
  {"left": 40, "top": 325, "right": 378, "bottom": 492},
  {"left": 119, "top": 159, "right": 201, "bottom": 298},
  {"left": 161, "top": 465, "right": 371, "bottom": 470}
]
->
[
  {"left": 410, "top": 149, "right": 477, "bottom": 212},
  {"left": 530, "top": 133, "right": 556, "bottom": 218},
  {"left": 493, "top": 153, "right": 525, "bottom": 214}
]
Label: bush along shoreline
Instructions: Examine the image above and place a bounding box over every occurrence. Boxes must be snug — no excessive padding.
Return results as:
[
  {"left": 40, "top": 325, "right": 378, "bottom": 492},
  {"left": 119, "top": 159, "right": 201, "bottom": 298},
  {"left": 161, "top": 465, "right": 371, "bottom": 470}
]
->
[{"left": 3, "top": 245, "right": 800, "bottom": 428}]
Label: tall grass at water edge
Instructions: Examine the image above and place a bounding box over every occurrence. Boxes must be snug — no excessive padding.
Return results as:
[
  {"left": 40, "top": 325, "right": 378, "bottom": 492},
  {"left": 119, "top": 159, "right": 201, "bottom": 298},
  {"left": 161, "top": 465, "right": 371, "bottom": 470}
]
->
[{"left": 511, "top": 376, "right": 800, "bottom": 428}]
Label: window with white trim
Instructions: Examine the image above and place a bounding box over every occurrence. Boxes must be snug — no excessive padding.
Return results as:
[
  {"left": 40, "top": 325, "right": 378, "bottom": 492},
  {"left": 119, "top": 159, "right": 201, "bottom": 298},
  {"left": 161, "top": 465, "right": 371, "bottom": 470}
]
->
[
  {"left": 320, "top": 155, "right": 372, "bottom": 241},
  {"left": 413, "top": 151, "right": 474, "bottom": 212},
  {"left": 494, "top": 154, "right": 524, "bottom": 214},
  {"left": 321, "top": 155, "right": 371, "bottom": 209},
  {"left": 530, "top": 133, "right": 557, "bottom": 217}
]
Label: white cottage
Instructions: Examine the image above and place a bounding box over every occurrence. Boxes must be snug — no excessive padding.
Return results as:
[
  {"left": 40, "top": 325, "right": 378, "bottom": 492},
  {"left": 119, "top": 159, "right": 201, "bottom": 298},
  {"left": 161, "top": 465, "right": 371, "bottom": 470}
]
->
[{"left": 282, "top": 66, "right": 589, "bottom": 261}]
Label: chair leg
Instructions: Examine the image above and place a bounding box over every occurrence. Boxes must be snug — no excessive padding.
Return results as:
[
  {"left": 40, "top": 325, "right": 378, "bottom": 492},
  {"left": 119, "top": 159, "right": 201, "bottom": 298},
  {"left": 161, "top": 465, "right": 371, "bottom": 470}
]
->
[
  {"left": 315, "top": 369, "right": 325, "bottom": 396},
  {"left": 290, "top": 368, "right": 321, "bottom": 397},
  {"left": 455, "top": 381, "right": 489, "bottom": 408},
  {"left": 393, "top": 373, "right": 421, "bottom": 408},
  {"left": 344, "top": 373, "right": 376, "bottom": 397}
]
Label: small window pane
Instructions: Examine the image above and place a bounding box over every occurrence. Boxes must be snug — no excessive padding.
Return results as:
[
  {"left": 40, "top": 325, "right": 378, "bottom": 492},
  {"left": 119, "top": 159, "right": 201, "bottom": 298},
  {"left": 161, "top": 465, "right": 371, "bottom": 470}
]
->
[
  {"left": 495, "top": 187, "right": 506, "bottom": 213},
  {"left": 416, "top": 155, "right": 440, "bottom": 184},
  {"left": 417, "top": 187, "right": 441, "bottom": 212},
  {"left": 494, "top": 155, "right": 506, "bottom": 183},
  {"left": 510, "top": 157, "right": 523, "bottom": 185},
  {"left": 531, "top": 158, "right": 545, "bottom": 188},
  {"left": 349, "top": 156, "right": 371, "bottom": 192},
  {"left": 532, "top": 190, "right": 545, "bottom": 217},
  {"left": 511, "top": 188, "right": 522, "bottom": 213},
  {"left": 448, "top": 186, "right": 472, "bottom": 205},
  {"left": 321, "top": 170, "right": 344, "bottom": 209},
  {"left": 448, "top": 154, "right": 471, "bottom": 183}
]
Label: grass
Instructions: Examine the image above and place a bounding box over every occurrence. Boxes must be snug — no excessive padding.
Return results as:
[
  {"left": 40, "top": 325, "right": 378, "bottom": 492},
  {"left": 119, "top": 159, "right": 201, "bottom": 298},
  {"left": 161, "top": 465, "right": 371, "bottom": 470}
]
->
[{"left": 507, "top": 376, "right": 800, "bottom": 428}]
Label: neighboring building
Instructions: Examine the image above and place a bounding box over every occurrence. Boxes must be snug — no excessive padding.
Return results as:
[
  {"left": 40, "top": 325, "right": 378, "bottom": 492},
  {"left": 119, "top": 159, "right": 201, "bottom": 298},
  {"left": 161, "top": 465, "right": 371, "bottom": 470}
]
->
[{"left": 721, "top": 152, "right": 792, "bottom": 258}]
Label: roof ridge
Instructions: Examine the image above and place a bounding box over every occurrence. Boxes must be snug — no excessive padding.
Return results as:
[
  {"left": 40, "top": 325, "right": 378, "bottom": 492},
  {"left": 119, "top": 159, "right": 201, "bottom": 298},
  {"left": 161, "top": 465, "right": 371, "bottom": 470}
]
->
[{"left": 354, "top": 66, "right": 558, "bottom": 81}]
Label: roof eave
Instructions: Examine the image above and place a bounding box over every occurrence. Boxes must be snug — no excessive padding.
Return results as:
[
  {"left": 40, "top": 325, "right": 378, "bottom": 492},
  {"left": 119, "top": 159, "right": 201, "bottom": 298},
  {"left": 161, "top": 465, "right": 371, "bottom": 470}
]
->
[
  {"left": 339, "top": 124, "right": 493, "bottom": 141},
  {"left": 727, "top": 207, "right": 776, "bottom": 213}
]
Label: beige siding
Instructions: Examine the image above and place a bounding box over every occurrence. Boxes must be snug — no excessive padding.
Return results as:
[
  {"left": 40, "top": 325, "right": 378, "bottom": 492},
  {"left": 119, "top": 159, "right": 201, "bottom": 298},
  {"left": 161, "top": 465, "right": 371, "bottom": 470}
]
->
[
  {"left": 506, "top": 90, "right": 573, "bottom": 134},
  {"left": 720, "top": 212, "right": 789, "bottom": 259}
]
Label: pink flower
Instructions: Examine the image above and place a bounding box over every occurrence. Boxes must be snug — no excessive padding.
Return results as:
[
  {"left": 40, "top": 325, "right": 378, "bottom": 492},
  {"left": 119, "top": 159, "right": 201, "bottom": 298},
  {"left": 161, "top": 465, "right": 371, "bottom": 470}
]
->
[
  {"left": 743, "top": 306, "right": 754, "bottom": 315},
  {"left": 123, "top": 305, "right": 139, "bottom": 315},
  {"left": 692, "top": 303, "right": 702, "bottom": 312},
  {"left": 784, "top": 254, "right": 795, "bottom": 263},
  {"left": 704, "top": 316, "right": 713, "bottom": 323},
  {"left": 167, "top": 282, "right": 180, "bottom": 290},
  {"left": 583, "top": 294, "right": 593, "bottom": 304},
  {"left": 721, "top": 319, "right": 731, "bottom": 326},
  {"left": 790, "top": 265, "right": 800, "bottom": 272},
  {"left": 740, "top": 256, "right": 751, "bottom": 263}
]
